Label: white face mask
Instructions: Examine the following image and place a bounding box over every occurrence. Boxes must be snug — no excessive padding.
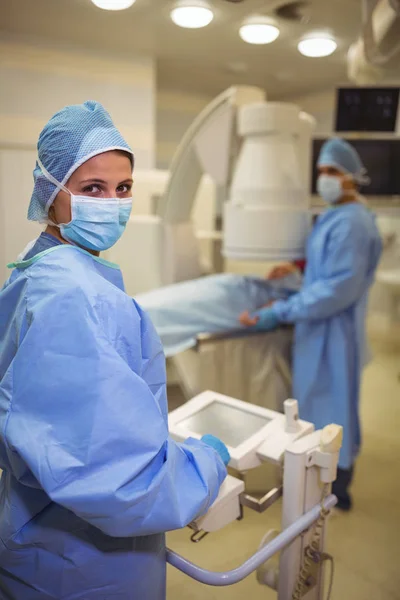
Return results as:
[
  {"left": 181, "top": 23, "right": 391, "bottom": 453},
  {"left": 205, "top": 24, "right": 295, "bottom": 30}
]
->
[{"left": 317, "top": 175, "right": 343, "bottom": 204}]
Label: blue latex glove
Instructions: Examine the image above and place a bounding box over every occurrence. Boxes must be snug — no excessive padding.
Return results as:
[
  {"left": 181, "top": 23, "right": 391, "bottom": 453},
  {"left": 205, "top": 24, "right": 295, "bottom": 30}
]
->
[
  {"left": 250, "top": 307, "right": 280, "bottom": 331},
  {"left": 201, "top": 435, "right": 231, "bottom": 466}
]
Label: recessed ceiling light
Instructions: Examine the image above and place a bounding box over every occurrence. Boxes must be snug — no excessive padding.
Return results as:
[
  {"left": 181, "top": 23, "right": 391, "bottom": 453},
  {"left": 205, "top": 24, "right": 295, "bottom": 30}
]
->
[
  {"left": 239, "top": 17, "right": 280, "bottom": 45},
  {"left": 91, "top": 0, "right": 136, "bottom": 10},
  {"left": 298, "top": 34, "right": 337, "bottom": 57},
  {"left": 171, "top": 1, "right": 214, "bottom": 29}
]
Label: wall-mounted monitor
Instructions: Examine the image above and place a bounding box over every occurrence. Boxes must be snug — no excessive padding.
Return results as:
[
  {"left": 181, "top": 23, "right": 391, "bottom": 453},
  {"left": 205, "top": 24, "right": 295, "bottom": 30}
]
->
[
  {"left": 311, "top": 138, "right": 400, "bottom": 196},
  {"left": 335, "top": 88, "right": 399, "bottom": 133}
]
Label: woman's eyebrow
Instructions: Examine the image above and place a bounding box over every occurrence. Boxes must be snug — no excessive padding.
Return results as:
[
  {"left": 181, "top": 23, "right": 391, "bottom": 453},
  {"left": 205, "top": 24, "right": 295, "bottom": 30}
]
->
[
  {"left": 79, "top": 178, "right": 108, "bottom": 184},
  {"left": 78, "top": 178, "right": 134, "bottom": 185}
]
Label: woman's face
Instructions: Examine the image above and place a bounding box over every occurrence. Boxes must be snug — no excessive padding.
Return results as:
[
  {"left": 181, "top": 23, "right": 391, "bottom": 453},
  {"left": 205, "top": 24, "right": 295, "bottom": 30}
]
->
[{"left": 48, "top": 150, "right": 133, "bottom": 225}]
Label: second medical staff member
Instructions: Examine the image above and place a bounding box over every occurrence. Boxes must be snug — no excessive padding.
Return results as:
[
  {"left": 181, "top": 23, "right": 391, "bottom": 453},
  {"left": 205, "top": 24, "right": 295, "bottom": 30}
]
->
[
  {"left": 0, "top": 101, "right": 230, "bottom": 600},
  {"left": 240, "top": 138, "right": 382, "bottom": 511}
]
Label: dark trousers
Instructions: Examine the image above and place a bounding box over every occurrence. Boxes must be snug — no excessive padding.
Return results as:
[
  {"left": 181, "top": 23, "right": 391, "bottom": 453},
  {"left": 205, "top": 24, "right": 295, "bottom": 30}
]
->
[{"left": 332, "top": 466, "right": 354, "bottom": 510}]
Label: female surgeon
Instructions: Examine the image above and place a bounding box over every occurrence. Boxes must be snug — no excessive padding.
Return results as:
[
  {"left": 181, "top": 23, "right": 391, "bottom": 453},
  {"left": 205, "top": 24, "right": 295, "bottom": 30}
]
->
[
  {"left": 0, "top": 101, "right": 230, "bottom": 600},
  {"left": 240, "top": 138, "right": 382, "bottom": 511}
]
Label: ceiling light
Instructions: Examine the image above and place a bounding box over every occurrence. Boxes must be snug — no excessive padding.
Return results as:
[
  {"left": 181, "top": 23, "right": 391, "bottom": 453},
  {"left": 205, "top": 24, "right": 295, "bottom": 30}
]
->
[
  {"left": 239, "top": 17, "right": 280, "bottom": 45},
  {"left": 171, "top": 1, "right": 214, "bottom": 29},
  {"left": 298, "top": 34, "right": 337, "bottom": 57},
  {"left": 91, "top": 0, "right": 136, "bottom": 9}
]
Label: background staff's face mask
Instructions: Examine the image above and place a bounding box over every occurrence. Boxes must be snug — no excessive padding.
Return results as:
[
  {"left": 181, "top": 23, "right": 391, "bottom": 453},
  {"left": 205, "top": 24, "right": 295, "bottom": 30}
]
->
[
  {"left": 317, "top": 174, "right": 343, "bottom": 205},
  {"left": 37, "top": 158, "right": 132, "bottom": 252}
]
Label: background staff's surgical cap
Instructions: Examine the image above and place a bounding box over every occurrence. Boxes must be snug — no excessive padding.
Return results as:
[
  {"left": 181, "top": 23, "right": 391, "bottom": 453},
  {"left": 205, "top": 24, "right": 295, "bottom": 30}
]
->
[
  {"left": 28, "top": 100, "right": 134, "bottom": 222},
  {"left": 317, "top": 138, "right": 369, "bottom": 185}
]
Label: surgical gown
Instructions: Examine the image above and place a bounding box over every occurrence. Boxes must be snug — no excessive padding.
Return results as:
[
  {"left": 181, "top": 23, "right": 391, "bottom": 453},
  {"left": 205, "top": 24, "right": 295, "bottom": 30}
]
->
[
  {"left": 273, "top": 203, "right": 382, "bottom": 469},
  {"left": 0, "top": 245, "right": 227, "bottom": 600}
]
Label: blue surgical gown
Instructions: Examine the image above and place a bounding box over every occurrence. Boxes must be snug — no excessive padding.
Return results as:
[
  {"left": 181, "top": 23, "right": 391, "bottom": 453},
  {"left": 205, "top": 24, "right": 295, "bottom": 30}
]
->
[
  {"left": 22, "top": 231, "right": 61, "bottom": 260},
  {"left": 0, "top": 245, "right": 227, "bottom": 600},
  {"left": 273, "top": 203, "right": 382, "bottom": 469}
]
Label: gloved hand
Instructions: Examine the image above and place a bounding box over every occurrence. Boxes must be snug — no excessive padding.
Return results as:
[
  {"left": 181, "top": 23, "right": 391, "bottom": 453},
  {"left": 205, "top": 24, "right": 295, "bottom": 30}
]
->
[
  {"left": 201, "top": 434, "right": 231, "bottom": 466},
  {"left": 239, "top": 301, "right": 276, "bottom": 327},
  {"left": 248, "top": 307, "right": 280, "bottom": 331}
]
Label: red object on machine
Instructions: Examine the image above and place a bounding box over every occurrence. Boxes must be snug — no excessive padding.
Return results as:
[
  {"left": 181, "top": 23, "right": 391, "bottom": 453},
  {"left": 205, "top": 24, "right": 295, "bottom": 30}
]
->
[{"left": 293, "top": 259, "right": 306, "bottom": 273}]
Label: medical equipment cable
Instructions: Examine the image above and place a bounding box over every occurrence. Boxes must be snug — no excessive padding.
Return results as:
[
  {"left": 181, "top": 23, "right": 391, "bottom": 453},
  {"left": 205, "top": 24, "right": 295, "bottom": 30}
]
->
[
  {"left": 323, "top": 553, "right": 335, "bottom": 600},
  {"left": 291, "top": 483, "right": 334, "bottom": 600}
]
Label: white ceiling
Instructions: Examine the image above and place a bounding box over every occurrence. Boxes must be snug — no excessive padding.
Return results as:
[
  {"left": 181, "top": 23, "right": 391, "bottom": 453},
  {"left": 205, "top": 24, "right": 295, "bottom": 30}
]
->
[{"left": 1, "top": 0, "right": 367, "bottom": 98}]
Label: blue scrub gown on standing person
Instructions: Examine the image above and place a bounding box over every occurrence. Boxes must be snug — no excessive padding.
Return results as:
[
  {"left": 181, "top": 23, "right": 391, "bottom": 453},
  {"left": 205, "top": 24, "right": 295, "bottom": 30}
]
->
[
  {"left": 273, "top": 203, "right": 382, "bottom": 470},
  {"left": 0, "top": 245, "right": 227, "bottom": 600}
]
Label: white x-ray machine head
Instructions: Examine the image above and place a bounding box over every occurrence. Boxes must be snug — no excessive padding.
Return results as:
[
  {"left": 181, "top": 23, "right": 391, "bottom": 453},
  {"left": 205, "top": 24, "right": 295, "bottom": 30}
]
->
[{"left": 106, "top": 87, "right": 316, "bottom": 294}]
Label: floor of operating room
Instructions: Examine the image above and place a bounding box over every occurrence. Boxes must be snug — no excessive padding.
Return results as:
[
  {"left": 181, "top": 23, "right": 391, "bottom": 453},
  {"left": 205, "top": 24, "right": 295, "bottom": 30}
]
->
[{"left": 166, "top": 332, "right": 400, "bottom": 600}]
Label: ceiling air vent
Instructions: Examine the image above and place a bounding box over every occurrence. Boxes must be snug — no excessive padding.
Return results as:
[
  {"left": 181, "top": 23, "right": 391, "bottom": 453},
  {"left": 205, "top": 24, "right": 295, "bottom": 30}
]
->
[{"left": 275, "top": 1, "right": 310, "bottom": 22}]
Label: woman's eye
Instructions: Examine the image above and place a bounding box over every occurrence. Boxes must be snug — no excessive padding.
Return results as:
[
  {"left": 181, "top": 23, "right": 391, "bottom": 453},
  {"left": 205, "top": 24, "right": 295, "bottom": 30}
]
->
[
  {"left": 82, "top": 185, "right": 101, "bottom": 194},
  {"left": 117, "top": 184, "right": 132, "bottom": 194}
]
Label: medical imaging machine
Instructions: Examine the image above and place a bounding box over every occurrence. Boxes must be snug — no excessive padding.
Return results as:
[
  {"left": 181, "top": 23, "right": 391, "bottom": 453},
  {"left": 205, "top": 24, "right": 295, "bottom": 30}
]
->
[
  {"left": 348, "top": 0, "right": 400, "bottom": 85},
  {"left": 166, "top": 391, "right": 342, "bottom": 599},
  {"left": 106, "top": 86, "right": 315, "bottom": 293}
]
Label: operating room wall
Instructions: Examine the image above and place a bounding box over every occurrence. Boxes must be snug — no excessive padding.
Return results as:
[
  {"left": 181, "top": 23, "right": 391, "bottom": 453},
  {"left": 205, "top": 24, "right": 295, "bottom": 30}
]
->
[
  {"left": 0, "top": 36, "right": 156, "bottom": 164},
  {"left": 0, "top": 36, "right": 156, "bottom": 282},
  {"left": 156, "top": 88, "right": 213, "bottom": 169},
  {"left": 156, "top": 87, "right": 218, "bottom": 272}
]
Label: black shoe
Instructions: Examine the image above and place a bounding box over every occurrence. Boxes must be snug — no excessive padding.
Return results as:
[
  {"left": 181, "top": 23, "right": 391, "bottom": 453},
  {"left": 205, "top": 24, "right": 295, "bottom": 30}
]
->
[
  {"left": 335, "top": 495, "right": 352, "bottom": 512},
  {"left": 332, "top": 466, "right": 354, "bottom": 511}
]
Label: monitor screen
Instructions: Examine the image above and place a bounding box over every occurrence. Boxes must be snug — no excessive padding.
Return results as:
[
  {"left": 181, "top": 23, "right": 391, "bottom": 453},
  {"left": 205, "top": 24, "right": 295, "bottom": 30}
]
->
[
  {"left": 311, "top": 139, "right": 400, "bottom": 196},
  {"left": 335, "top": 88, "right": 399, "bottom": 133},
  {"left": 177, "top": 400, "right": 271, "bottom": 448}
]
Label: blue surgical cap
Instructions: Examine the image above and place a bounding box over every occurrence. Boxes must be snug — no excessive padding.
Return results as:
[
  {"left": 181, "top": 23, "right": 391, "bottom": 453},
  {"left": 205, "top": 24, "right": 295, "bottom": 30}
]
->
[
  {"left": 28, "top": 100, "right": 134, "bottom": 222},
  {"left": 317, "top": 138, "right": 369, "bottom": 185}
]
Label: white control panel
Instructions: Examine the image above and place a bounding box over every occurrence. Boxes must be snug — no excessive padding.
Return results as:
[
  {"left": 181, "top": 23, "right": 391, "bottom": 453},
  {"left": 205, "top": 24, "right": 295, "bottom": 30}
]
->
[
  {"left": 256, "top": 399, "right": 314, "bottom": 465},
  {"left": 169, "top": 391, "right": 314, "bottom": 471}
]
